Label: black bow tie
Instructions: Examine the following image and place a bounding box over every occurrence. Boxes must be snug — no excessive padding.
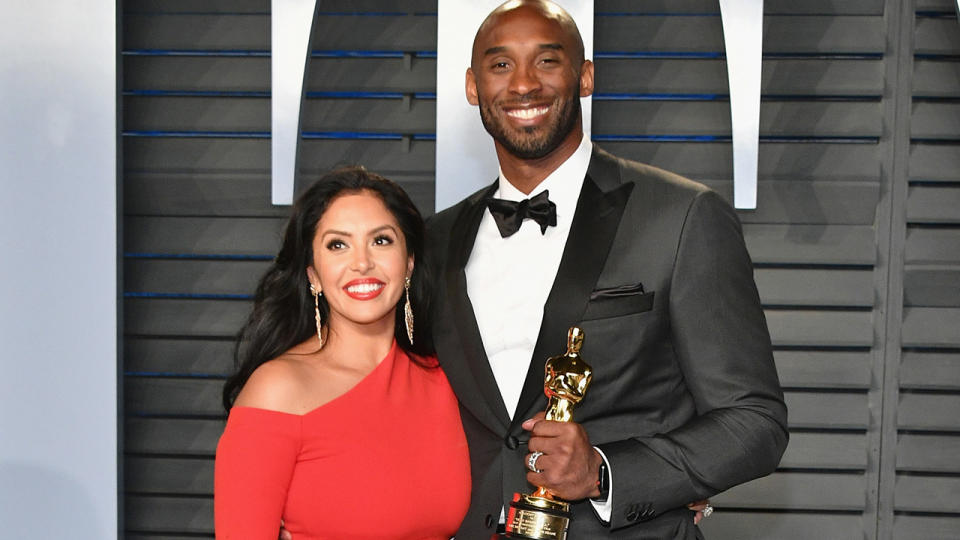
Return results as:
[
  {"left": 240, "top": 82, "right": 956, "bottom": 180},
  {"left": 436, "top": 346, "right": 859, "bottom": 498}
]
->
[{"left": 486, "top": 190, "right": 557, "bottom": 238}]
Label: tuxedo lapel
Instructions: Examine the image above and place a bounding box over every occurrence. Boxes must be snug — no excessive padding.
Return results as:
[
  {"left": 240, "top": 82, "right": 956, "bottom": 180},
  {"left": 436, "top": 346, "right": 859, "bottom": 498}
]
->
[
  {"left": 441, "top": 183, "right": 512, "bottom": 433},
  {"left": 510, "top": 150, "right": 634, "bottom": 428}
]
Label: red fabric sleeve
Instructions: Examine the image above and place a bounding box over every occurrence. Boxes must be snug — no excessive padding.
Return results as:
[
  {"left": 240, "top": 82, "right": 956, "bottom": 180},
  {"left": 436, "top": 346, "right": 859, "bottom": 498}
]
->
[{"left": 215, "top": 407, "right": 301, "bottom": 540}]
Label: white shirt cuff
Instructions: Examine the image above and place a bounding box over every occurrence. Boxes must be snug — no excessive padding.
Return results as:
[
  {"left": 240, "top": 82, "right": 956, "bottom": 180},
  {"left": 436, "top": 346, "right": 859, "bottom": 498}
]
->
[{"left": 589, "top": 446, "right": 613, "bottom": 523}]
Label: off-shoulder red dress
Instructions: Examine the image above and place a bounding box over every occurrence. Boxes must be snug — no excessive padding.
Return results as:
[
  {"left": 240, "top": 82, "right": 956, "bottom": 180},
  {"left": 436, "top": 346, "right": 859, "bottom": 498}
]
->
[{"left": 214, "top": 341, "right": 471, "bottom": 539}]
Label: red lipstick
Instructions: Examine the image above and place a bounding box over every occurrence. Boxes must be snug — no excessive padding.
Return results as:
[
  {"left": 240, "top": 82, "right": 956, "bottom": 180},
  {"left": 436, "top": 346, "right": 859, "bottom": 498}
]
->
[{"left": 342, "top": 278, "right": 386, "bottom": 300}]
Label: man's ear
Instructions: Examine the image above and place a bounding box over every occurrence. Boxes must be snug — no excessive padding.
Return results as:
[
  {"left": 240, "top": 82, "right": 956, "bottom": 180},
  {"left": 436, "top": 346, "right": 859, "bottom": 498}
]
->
[
  {"left": 579, "top": 60, "right": 595, "bottom": 98},
  {"left": 465, "top": 68, "right": 480, "bottom": 106}
]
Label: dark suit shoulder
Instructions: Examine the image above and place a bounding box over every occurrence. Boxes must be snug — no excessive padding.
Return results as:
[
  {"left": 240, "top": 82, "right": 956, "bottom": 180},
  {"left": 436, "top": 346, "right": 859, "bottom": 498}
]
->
[
  {"left": 599, "top": 146, "right": 708, "bottom": 194},
  {"left": 590, "top": 144, "right": 717, "bottom": 219},
  {"left": 426, "top": 182, "right": 495, "bottom": 236}
]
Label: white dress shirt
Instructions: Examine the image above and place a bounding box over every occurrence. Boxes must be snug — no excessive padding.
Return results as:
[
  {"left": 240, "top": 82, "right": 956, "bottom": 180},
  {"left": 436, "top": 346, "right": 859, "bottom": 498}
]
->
[{"left": 464, "top": 135, "right": 614, "bottom": 521}]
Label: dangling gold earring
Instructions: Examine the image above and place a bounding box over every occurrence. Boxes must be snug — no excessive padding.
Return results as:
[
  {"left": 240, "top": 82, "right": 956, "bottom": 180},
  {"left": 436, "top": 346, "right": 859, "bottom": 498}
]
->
[
  {"left": 310, "top": 283, "right": 324, "bottom": 348},
  {"left": 403, "top": 276, "right": 414, "bottom": 345}
]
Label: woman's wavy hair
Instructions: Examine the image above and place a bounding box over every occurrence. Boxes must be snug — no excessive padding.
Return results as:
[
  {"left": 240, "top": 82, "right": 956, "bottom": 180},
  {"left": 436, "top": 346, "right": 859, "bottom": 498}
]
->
[{"left": 222, "top": 166, "right": 434, "bottom": 410}]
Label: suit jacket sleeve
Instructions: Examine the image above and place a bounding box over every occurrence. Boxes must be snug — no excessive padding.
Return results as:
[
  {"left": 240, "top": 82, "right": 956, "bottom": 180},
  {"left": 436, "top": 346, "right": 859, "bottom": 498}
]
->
[{"left": 597, "top": 189, "right": 789, "bottom": 530}]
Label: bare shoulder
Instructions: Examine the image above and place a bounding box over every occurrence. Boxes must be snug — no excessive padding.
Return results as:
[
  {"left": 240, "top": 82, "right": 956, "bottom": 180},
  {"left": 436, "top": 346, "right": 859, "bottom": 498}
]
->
[{"left": 233, "top": 355, "right": 312, "bottom": 414}]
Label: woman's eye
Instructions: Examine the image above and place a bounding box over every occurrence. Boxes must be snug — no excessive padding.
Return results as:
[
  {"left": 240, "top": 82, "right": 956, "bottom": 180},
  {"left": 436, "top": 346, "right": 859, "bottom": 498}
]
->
[
  {"left": 373, "top": 234, "right": 394, "bottom": 246},
  {"left": 326, "top": 239, "right": 346, "bottom": 250}
]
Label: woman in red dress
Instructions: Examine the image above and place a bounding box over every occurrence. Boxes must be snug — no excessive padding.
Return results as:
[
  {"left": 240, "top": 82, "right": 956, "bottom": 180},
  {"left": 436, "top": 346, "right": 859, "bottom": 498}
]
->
[{"left": 215, "top": 167, "right": 470, "bottom": 539}]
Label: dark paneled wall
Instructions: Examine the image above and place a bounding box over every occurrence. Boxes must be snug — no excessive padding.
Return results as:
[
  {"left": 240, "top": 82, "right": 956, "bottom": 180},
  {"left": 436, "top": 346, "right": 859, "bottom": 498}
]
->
[{"left": 121, "top": 0, "right": 960, "bottom": 538}]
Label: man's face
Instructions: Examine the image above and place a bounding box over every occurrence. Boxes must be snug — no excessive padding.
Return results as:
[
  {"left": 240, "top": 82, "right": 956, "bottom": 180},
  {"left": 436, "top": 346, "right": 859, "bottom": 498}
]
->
[{"left": 466, "top": 6, "right": 593, "bottom": 160}]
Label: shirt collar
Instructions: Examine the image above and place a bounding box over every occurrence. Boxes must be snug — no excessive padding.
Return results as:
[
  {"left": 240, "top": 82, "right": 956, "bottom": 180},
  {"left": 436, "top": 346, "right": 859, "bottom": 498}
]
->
[{"left": 495, "top": 135, "right": 593, "bottom": 220}]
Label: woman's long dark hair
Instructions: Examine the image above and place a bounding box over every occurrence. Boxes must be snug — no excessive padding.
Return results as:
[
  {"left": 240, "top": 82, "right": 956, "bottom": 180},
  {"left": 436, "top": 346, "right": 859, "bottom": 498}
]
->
[{"left": 222, "top": 166, "right": 434, "bottom": 410}]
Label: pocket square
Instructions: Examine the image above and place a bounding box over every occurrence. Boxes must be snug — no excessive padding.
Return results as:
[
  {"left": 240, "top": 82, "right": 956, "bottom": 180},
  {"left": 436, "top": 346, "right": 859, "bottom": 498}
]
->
[
  {"left": 590, "top": 282, "right": 645, "bottom": 300},
  {"left": 584, "top": 285, "right": 654, "bottom": 320}
]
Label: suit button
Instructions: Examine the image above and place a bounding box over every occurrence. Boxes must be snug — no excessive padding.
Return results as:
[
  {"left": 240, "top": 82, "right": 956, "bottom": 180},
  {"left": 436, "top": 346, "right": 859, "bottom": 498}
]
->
[
  {"left": 485, "top": 514, "right": 494, "bottom": 528},
  {"left": 505, "top": 435, "right": 519, "bottom": 449},
  {"left": 625, "top": 505, "right": 640, "bottom": 522}
]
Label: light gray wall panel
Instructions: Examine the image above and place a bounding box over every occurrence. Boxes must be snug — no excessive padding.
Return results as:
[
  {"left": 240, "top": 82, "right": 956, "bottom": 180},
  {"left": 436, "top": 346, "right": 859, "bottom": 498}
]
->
[
  {"left": 893, "top": 515, "right": 960, "bottom": 540},
  {"left": 126, "top": 378, "right": 224, "bottom": 416},
  {"left": 126, "top": 457, "right": 213, "bottom": 494},
  {"left": 897, "top": 393, "right": 960, "bottom": 430},
  {"left": 897, "top": 434, "right": 960, "bottom": 472},
  {"left": 311, "top": 16, "right": 437, "bottom": 50},
  {"left": 597, "top": 58, "right": 884, "bottom": 95},
  {"left": 125, "top": 173, "right": 283, "bottom": 217},
  {"left": 305, "top": 57, "right": 436, "bottom": 93},
  {"left": 126, "top": 338, "right": 235, "bottom": 376},
  {"left": 301, "top": 98, "right": 436, "bottom": 133},
  {"left": 594, "top": 101, "right": 882, "bottom": 137},
  {"left": 907, "top": 186, "right": 960, "bottom": 223},
  {"left": 125, "top": 298, "right": 251, "bottom": 337},
  {"left": 124, "top": 15, "right": 269, "bottom": 50},
  {"left": 124, "top": 138, "right": 268, "bottom": 171},
  {"left": 909, "top": 143, "right": 960, "bottom": 181},
  {"left": 124, "top": 56, "right": 269, "bottom": 91},
  {"left": 914, "top": 17, "right": 960, "bottom": 54},
  {"left": 125, "top": 418, "right": 224, "bottom": 455},
  {"left": 784, "top": 392, "right": 869, "bottom": 429},
  {"left": 125, "top": 95, "right": 267, "bottom": 131},
  {"left": 767, "top": 310, "right": 874, "bottom": 347},
  {"left": 743, "top": 225, "right": 876, "bottom": 265},
  {"left": 701, "top": 182, "right": 880, "bottom": 225},
  {"left": 913, "top": 59, "right": 960, "bottom": 97},
  {"left": 911, "top": 102, "right": 960, "bottom": 139},
  {"left": 755, "top": 269, "right": 874, "bottom": 306},
  {"left": 597, "top": 142, "right": 881, "bottom": 185},
  {"left": 905, "top": 228, "right": 960, "bottom": 264},
  {"left": 901, "top": 307, "right": 960, "bottom": 346},
  {"left": 774, "top": 351, "right": 872, "bottom": 389},
  {"left": 126, "top": 495, "right": 212, "bottom": 533},
  {"left": 125, "top": 0, "right": 438, "bottom": 12},
  {"left": 893, "top": 476, "right": 960, "bottom": 512},
  {"left": 125, "top": 0, "right": 269, "bottom": 12},
  {"left": 904, "top": 266, "right": 959, "bottom": 307},
  {"left": 900, "top": 352, "right": 960, "bottom": 389},
  {"left": 126, "top": 259, "right": 268, "bottom": 295},
  {"left": 126, "top": 217, "right": 285, "bottom": 255},
  {"left": 594, "top": 16, "right": 885, "bottom": 53},
  {"left": 713, "top": 472, "right": 866, "bottom": 510},
  {"left": 599, "top": 0, "right": 883, "bottom": 15},
  {"left": 700, "top": 512, "right": 863, "bottom": 540},
  {"left": 779, "top": 432, "right": 868, "bottom": 468}
]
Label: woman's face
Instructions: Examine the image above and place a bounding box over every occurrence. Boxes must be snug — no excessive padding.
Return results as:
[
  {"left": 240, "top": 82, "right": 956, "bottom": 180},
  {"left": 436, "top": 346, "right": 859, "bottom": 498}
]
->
[{"left": 306, "top": 190, "right": 414, "bottom": 334}]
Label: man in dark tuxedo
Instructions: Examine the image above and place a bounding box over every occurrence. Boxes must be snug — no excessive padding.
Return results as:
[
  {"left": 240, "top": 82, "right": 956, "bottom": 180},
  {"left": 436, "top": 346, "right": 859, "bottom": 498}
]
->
[{"left": 426, "top": 1, "right": 789, "bottom": 538}]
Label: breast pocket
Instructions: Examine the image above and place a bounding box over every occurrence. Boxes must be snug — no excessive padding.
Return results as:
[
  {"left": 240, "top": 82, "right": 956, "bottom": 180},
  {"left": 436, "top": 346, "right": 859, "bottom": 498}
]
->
[{"left": 582, "top": 284, "right": 655, "bottom": 321}]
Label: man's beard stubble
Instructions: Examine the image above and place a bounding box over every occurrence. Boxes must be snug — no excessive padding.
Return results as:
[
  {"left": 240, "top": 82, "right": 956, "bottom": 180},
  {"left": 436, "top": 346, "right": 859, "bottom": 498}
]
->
[{"left": 477, "top": 87, "right": 581, "bottom": 160}]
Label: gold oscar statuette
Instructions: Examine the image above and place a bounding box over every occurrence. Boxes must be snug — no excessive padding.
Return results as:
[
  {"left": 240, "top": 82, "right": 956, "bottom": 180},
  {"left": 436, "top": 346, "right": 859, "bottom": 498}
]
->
[{"left": 505, "top": 327, "right": 593, "bottom": 540}]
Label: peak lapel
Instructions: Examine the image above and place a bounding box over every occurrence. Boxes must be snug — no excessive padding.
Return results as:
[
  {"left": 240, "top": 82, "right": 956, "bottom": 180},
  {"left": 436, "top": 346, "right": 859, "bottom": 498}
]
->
[
  {"left": 510, "top": 159, "right": 634, "bottom": 429},
  {"left": 441, "top": 183, "right": 512, "bottom": 433}
]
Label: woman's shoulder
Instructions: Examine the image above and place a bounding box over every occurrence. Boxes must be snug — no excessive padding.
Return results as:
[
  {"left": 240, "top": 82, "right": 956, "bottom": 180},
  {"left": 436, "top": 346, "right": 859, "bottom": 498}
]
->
[{"left": 232, "top": 353, "right": 314, "bottom": 414}]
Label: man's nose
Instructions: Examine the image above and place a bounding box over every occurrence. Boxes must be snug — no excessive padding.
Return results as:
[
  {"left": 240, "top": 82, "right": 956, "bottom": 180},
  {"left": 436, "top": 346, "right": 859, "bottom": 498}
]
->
[{"left": 509, "top": 63, "right": 542, "bottom": 96}]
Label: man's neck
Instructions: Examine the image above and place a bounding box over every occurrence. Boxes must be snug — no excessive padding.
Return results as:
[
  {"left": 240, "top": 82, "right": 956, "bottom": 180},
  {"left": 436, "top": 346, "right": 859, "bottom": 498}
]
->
[{"left": 495, "top": 129, "right": 584, "bottom": 195}]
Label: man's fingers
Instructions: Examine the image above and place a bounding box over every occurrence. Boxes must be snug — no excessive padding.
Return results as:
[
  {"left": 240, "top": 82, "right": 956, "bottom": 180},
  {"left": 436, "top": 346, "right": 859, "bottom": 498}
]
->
[{"left": 521, "top": 411, "right": 547, "bottom": 431}]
